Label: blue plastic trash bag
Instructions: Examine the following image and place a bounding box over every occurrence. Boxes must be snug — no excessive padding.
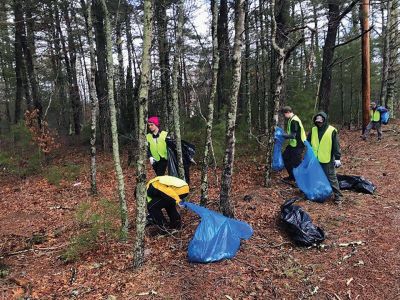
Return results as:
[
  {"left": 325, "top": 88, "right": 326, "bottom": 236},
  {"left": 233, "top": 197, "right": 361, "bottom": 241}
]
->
[
  {"left": 182, "top": 202, "right": 253, "bottom": 263},
  {"left": 272, "top": 127, "right": 285, "bottom": 171},
  {"left": 293, "top": 141, "right": 332, "bottom": 202}
]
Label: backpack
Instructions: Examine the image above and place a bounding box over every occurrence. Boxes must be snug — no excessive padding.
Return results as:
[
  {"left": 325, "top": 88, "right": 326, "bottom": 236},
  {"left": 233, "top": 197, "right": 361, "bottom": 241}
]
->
[{"left": 377, "top": 106, "right": 390, "bottom": 125}]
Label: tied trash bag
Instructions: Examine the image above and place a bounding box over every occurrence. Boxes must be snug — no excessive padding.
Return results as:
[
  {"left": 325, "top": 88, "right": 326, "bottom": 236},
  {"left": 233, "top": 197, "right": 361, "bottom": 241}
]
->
[
  {"left": 377, "top": 106, "right": 389, "bottom": 125},
  {"left": 183, "top": 202, "right": 253, "bottom": 263},
  {"left": 272, "top": 127, "right": 285, "bottom": 171},
  {"left": 280, "top": 198, "right": 325, "bottom": 246},
  {"left": 337, "top": 174, "right": 376, "bottom": 194},
  {"left": 166, "top": 139, "right": 196, "bottom": 183},
  {"left": 293, "top": 141, "right": 332, "bottom": 202}
]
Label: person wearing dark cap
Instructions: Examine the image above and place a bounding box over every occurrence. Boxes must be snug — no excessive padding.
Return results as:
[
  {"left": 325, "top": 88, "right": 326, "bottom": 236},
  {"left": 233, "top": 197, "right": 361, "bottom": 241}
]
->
[
  {"left": 362, "top": 101, "right": 382, "bottom": 141},
  {"left": 147, "top": 116, "right": 168, "bottom": 176},
  {"left": 280, "top": 106, "right": 307, "bottom": 182},
  {"left": 307, "top": 112, "right": 343, "bottom": 204},
  {"left": 146, "top": 175, "right": 189, "bottom": 232}
]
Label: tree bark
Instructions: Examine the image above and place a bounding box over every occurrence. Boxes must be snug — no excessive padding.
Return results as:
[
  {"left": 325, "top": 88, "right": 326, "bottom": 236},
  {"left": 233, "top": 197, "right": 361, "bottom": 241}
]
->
[
  {"left": 155, "top": 0, "right": 172, "bottom": 130},
  {"left": 200, "top": 0, "right": 219, "bottom": 207},
  {"left": 219, "top": 0, "right": 245, "bottom": 218},
  {"left": 81, "top": 0, "right": 98, "bottom": 195},
  {"left": 93, "top": 0, "right": 111, "bottom": 151},
  {"left": 360, "top": 0, "right": 371, "bottom": 132},
  {"left": 133, "top": 0, "right": 153, "bottom": 269},
  {"left": 318, "top": 0, "right": 359, "bottom": 113},
  {"left": 171, "top": 0, "right": 185, "bottom": 180},
  {"left": 99, "top": 0, "right": 128, "bottom": 238},
  {"left": 216, "top": 0, "right": 230, "bottom": 118}
]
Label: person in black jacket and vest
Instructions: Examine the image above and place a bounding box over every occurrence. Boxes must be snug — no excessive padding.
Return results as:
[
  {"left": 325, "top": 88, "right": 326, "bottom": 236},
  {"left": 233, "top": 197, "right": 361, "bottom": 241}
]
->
[
  {"left": 307, "top": 112, "right": 343, "bottom": 204},
  {"left": 280, "top": 106, "right": 307, "bottom": 182}
]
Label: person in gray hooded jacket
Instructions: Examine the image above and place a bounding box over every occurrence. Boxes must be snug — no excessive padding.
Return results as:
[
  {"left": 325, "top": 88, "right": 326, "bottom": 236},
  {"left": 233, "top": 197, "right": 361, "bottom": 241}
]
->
[{"left": 307, "top": 112, "right": 343, "bottom": 204}]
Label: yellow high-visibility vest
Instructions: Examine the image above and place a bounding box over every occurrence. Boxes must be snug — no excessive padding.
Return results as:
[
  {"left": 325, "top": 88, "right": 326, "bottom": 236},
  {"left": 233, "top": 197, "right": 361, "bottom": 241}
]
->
[
  {"left": 370, "top": 109, "right": 381, "bottom": 122},
  {"left": 311, "top": 125, "right": 336, "bottom": 163},
  {"left": 146, "top": 131, "right": 168, "bottom": 161},
  {"left": 287, "top": 115, "right": 306, "bottom": 147},
  {"left": 146, "top": 176, "right": 189, "bottom": 203}
]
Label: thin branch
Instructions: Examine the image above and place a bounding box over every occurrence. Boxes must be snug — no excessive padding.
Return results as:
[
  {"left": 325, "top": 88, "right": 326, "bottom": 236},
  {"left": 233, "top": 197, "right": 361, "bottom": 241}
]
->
[
  {"left": 333, "top": 26, "right": 374, "bottom": 49},
  {"left": 338, "top": 0, "right": 360, "bottom": 21},
  {"left": 284, "top": 37, "right": 305, "bottom": 62}
]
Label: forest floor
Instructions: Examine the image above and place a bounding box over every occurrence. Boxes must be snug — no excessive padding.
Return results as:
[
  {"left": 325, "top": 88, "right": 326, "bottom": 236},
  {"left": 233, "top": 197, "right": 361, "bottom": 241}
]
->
[{"left": 1, "top": 120, "right": 400, "bottom": 300}]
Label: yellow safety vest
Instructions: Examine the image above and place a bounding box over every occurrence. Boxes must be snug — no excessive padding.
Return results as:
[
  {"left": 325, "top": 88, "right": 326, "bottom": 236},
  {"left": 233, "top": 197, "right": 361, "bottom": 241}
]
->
[
  {"left": 146, "top": 131, "right": 168, "bottom": 161},
  {"left": 311, "top": 125, "right": 336, "bottom": 163},
  {"left": 146, "top": 176, "right": 189, "bottom": 203},
  {"left": 370, "top": 109, "right": 381, "bottom": 122},
  {"left": 287, "top": 115, "right": 306, "bottom": 147}
]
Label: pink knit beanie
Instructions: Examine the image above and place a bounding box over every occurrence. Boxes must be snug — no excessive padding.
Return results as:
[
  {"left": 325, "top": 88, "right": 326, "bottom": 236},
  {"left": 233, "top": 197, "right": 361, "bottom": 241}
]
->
[{"left": 148, "top": 116, "right": 160, "bottom": 127}]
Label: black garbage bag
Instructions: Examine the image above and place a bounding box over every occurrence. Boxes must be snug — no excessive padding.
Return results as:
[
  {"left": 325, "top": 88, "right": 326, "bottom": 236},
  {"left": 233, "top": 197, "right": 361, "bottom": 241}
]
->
[
  {"left": 166, "top": 139, "right": 195, "bottom": 184},
  {"left": 337, "top": 174, "right": 376, "bottom": 194},
  {"left": 280, "top": 198, "right": 325, "bottom": 246}
]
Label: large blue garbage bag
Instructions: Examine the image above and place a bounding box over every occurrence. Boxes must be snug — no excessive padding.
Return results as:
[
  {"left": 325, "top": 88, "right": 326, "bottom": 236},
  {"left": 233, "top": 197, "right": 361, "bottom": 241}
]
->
[
  {"left": 272, "top": 127, "right": 285, "bottom": 171},
  {"left": 293, "top": 141, "right": 332, "bottom": 202},
  {"left": 182, "top": 202, "right": 253, "bottom": 263}
]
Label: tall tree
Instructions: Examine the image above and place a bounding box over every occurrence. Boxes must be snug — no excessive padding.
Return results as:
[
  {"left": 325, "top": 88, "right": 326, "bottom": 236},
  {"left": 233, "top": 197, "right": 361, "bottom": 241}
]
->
[
  {"left": 155, "top": 0, "right": 172, "bottom": 129},
  {"left": 133, "top": 0, "right": 153, "bottom": 269},
  {"left": 361, "top": 0, "right": 371, "bottom": 132},
  {"left": 93, "top": 0, "right": 111, "bottom": 150},
  {"left": 216, "top": 0, "right": 230, "bottom": 117},
  {"left": 317, "top": 0, "right": 359, "bottom": 113},
  {"left": 81, "top": 0, "right": 98, "bottom": 195},
  {"left": 13, "top": 0, "right": 25, "bottom": 123},
  {"left": 200, "top": 0, "right": 219, "bottom": 206},
  {"left": 61, "top": 1, "right": 82, "bottom": 134},
  {"left": 171, "top": 0, "right": 185, "bottom": 180},
  {"left": 219, "top": 0, "right": 245, "bottom": 218},
  {"left": 100, "top": 0, "right": 128, "bottom": 238}
]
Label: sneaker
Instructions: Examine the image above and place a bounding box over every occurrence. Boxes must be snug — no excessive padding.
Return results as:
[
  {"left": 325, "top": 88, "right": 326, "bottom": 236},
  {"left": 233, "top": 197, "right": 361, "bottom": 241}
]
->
[
  {"left": 334, "top": 197, "right": 343, "bottom": 205},
  {"left": 361, "top": 136, "right": 366, "bottom": 141}
]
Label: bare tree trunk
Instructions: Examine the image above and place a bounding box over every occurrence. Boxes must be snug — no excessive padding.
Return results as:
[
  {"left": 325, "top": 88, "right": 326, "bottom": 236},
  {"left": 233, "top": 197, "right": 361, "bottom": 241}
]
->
[
  {"left": 219, "top": 0, "right": 245, "bottom": 218},
  {"left": 155, "top": 0, "right": 172, "bottom": 129},
  {"left": 380, "top": 0, "right": 391, "bottom": 103},
  {"left": 171, "top": 0, "right": 185, "bottom": 180},
  {"left": 318, "top": 0, "right": 358, "bottom": 113},
  {"left": 81, "top": 0, "right": 98, "bottom": 195},
  {"left": 216, "top": 0, "right": 230, "bottom": 118},
  {"left": 100, "top": 0, "right": 128, "bottom": 238},
  {"left": 244, "top": 0, "right": 252, "bottom": 135},
  {"left": 13, "top": 0, "right": 24, "bottom": 123},
  {"left": 361, "top": 0, "right": 371, "bottom": 132},
  {"left": 200, "top": 0, "right": 219, "bottom": 207},
  {"left": 61, "top": 2, "right": 82, "bottom": 134},
  {"left": 133, "top": 0, "right": 153, "bottom": 269},
  {"left": 386, "top": 0, "right": 398, "bottom": 113}
]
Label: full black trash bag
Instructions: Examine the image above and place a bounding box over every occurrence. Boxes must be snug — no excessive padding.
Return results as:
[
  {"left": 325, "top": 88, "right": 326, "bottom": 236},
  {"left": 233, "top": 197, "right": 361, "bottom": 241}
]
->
[
  {"left": 280, "top": 198, "right": 325, "bottom": 246},
  {"left": 337, "top": 174, "right": 376, "bottom": 194},
  {"left": 166, "top": 139, "right": 195, "bottom": 183}
]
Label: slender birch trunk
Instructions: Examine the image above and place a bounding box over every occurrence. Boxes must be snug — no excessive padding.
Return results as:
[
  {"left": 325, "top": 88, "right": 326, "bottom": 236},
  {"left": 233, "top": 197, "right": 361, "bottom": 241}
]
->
[
  {"left": 200, "top": 0, "right": 219, "bottom": 206},
  {"left": 99, "top": 0, "right": 128, "bottom": 238},
  {"left": 81, "top": 0, "right": 98, "bottom": 195},
  {"left": 171, "top": 0, "right": 185, "bottom": 180},
  {"left": 133, "top": 0, "right": 153, "bottom": 269},
  {"left": 219, "top": 0, "right": 245, "bottom": 218}
]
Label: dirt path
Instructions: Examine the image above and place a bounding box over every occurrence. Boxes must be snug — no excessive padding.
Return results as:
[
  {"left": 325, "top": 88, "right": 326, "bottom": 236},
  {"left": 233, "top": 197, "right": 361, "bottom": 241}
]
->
[{"left": 1, "top": 122, "right": 399, "bottom": 299}]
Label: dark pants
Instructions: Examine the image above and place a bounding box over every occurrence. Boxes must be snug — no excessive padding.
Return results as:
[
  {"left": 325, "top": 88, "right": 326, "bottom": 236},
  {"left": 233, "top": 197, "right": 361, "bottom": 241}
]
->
[
  {"left": 320, "top": 161, "right": 343, "bottom": 199},
  {"left": 152, "top": 158, "right": 168, "bottom": 176},
  {"left": 363, "top": 121, "right": 382, "bottom": 140},
  {"left": 283, "top": 146, "right": 304, "bottom": 179},
  {"left": 147, "top": 184, "right": 181, "bottom": 229}
]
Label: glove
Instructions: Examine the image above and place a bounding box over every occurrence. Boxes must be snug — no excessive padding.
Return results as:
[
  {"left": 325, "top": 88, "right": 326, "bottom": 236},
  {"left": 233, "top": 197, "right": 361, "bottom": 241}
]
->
[
  {"left": 149, "top": 157, "right": 156, "bottom": 165},
  {"left": 334, "top": 160, "right": 341, "bottom": 168}
]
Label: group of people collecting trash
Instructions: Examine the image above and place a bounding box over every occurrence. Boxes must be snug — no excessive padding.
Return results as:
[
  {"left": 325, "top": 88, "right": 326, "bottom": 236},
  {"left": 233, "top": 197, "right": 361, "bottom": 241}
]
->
[{"left": 144, "top": 101, "right": 387, "bottom": 235}]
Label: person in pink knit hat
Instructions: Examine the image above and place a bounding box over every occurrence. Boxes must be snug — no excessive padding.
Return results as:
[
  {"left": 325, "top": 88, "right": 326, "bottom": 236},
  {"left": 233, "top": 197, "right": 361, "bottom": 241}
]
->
[{"left": 146, "top": 116, "right": 169, "bottom": 175}]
